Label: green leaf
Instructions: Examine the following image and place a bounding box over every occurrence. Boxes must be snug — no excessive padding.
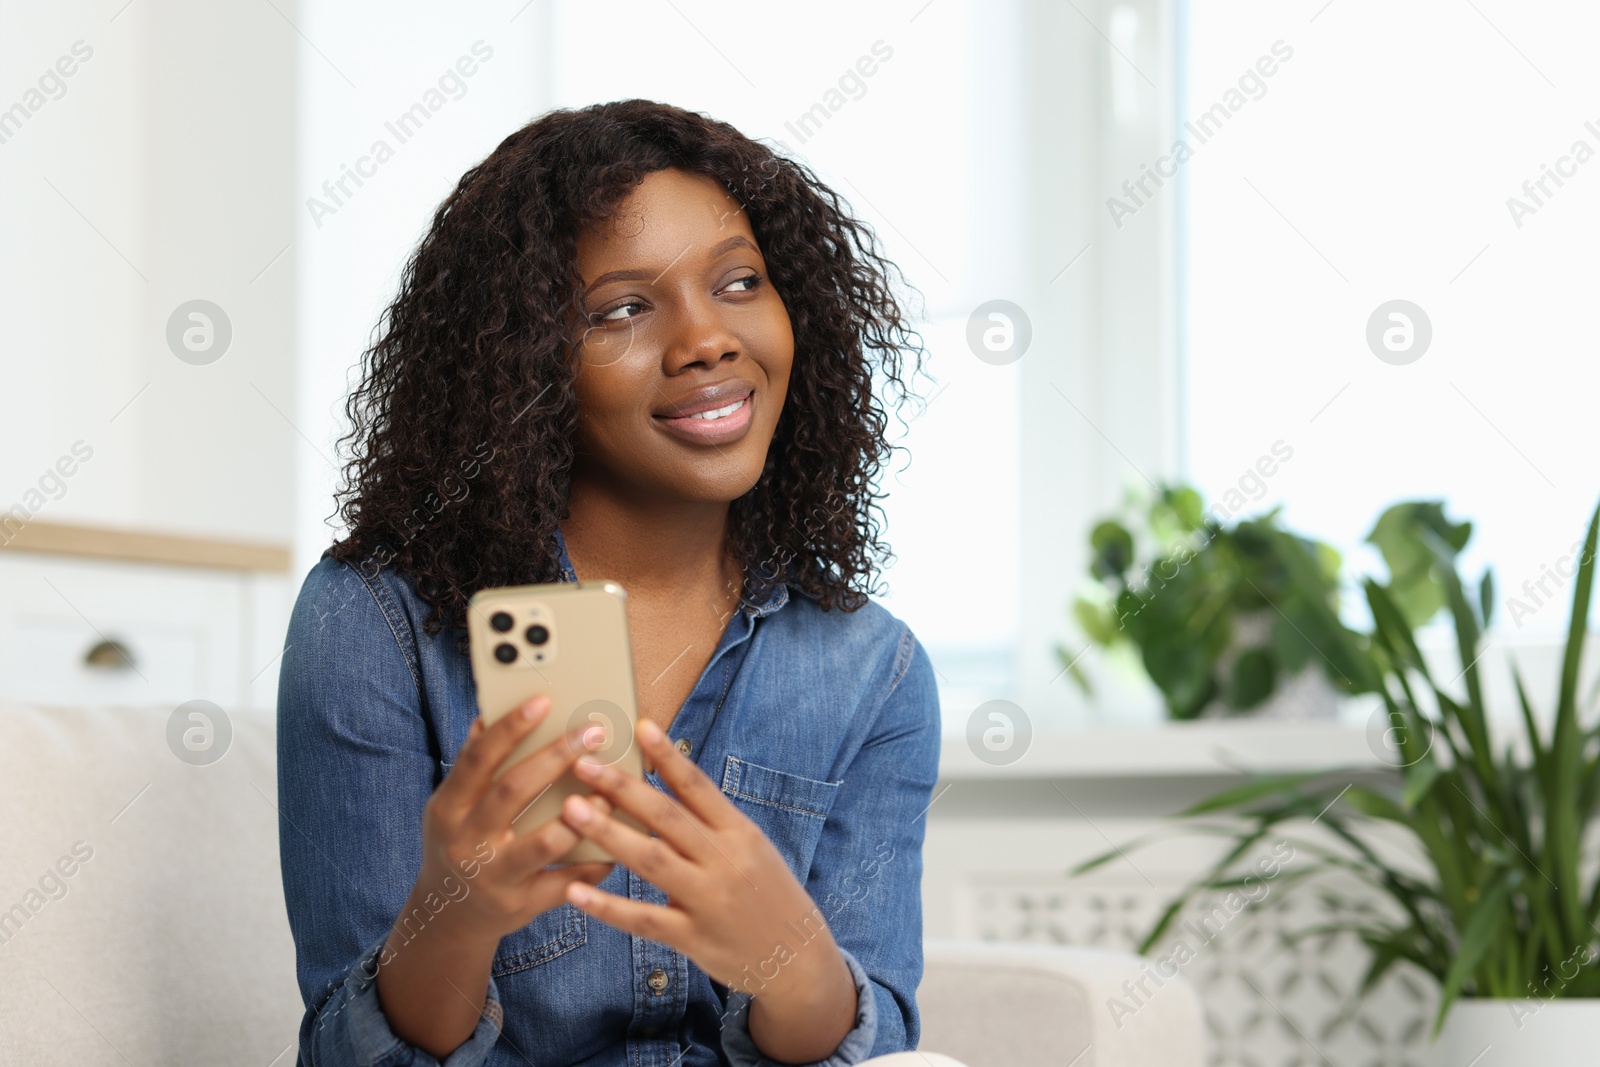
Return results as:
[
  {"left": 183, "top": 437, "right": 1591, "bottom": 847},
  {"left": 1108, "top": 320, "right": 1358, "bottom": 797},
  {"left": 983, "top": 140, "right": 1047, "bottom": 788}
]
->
[
  {"left": 1421, "top": 529, "right": 1485, "bottom": 705},
  {"left": 1114, "top": 589, "right": 1147, "bottom": 631},
  {"left": 1159, "top": 485, "right": 1206, "bottom": 533},
  {"left": 1433, "top": 871, "right": 1516, "bottom": 1036},
  {"left": 1142, "top": 638, "right": 1216, "bottom": 720},
  {"left": 1272, "top": 607, "right": 1316, "bottom": 674},
  {"left": 1314, "top": 541, "right": 1344, "bottom": 586},
  {"left": 1138, "top": 896, "right": 1188, "bottom": 954},
  {"left": 1057, "top": 642, "right": 1094, "bottom": 695},
  {"left": 1071, "top": 598, "right": 1121, "bottom": 648},
  {"left": 1266, "top": 528, "right": 1380, "bottom": 693},
  {"left": 1341, "top": 785, "right": 1409, "bottom": 823},
  {"left": 1366, "top": 501, "right": 1471, "bottom": 628},
  {"left": 1547, "top": 497, "right": 1600, "bottom": 945},
  {"left": 1181, "top": 771, "right": 1332, "bottom": 815},
  {"left": 1089, "top": 521, "right": 1135, "bottom": 582},
  {"left": 1226, "top": 646, "right": 1277, "bottom": 709},
  {"left": 1402, "top": 759, "right": 1444, "bottom": 810},
  {"left": 1363, "top": 579, "right": 1432, "bottom": 682},
  {"left": 1509, "top": 661, "right": 1550, "bottom": 793},
  {"left": 1068, "top": 823, "right": 1177, "bottom": 877}
]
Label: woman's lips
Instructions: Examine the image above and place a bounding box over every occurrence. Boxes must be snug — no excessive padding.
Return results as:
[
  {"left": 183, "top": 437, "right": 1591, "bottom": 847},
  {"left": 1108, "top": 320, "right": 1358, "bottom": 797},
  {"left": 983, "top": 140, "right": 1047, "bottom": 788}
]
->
[{"left": 652, "top": 390, "right": 755, "bottom": 444}]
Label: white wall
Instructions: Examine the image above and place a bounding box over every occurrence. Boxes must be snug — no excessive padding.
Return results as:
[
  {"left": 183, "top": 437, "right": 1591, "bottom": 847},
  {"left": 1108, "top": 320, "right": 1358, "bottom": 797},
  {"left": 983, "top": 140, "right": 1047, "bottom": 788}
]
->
[
  {"left": 0, "top": 0, "right": 296, "bottom": 544},
  {"left": 292, "top": 0, "right": 552, "bottom": 582}
]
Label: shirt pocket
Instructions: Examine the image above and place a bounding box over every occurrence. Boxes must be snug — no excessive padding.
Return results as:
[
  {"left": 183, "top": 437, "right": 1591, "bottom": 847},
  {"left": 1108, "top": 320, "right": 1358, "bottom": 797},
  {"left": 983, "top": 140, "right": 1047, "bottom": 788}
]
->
[
  {"left": 720, "top": 756, "right": 844, "bottom": 882},
  {"left": 491, "top": 902, "right": 587, "bottom": 977}
]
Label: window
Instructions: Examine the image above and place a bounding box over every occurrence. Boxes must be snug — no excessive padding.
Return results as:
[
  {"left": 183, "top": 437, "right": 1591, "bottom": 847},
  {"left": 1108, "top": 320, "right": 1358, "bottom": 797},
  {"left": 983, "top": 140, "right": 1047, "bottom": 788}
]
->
[{"left": 1181, "top": 0, "right": 1600, "bottom": 641}]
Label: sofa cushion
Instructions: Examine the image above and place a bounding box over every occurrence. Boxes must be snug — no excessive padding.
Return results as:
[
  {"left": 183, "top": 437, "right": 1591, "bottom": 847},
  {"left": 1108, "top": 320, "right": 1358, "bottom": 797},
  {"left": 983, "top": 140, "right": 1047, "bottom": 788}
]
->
[
  {"left": 0, "top": 700, "right": 301, "bottom": 1064},
  {"left": 919, "top": 939, "right": 1204, "bottom": 1067}
]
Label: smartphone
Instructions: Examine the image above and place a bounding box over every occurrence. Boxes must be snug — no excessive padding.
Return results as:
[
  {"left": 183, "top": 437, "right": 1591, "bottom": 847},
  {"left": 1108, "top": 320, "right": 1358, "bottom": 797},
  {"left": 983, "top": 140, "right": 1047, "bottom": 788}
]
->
[{"left": 466, "top": 580, "right": 646, "bottom": 865}]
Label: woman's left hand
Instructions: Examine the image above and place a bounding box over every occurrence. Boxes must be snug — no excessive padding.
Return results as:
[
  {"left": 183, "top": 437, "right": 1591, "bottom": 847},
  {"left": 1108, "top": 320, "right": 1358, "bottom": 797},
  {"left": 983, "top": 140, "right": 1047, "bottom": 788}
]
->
[{"left": 557, "top": 718, "right": 847, "bottom": 1001}]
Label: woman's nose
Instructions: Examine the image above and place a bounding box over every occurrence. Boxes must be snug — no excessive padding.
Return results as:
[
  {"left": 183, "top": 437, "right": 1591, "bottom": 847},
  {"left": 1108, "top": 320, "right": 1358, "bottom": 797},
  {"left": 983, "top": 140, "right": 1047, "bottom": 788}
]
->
[{"left": 664, "top": 297, "right": 741, "bottom": 371}]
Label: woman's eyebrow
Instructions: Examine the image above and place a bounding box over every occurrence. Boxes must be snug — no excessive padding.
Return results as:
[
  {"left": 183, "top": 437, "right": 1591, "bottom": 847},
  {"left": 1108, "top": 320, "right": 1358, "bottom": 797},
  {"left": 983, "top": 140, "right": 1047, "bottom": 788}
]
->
[{"left": 583, "top": 234, "right": 758, "bottom": 294}]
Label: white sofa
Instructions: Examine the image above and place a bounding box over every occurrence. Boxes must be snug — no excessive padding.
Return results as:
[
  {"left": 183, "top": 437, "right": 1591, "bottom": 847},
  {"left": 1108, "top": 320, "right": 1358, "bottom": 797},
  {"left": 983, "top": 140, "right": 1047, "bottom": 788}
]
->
[{"left": 0, "top": 702, "right": 1203, "bottom": 1065}]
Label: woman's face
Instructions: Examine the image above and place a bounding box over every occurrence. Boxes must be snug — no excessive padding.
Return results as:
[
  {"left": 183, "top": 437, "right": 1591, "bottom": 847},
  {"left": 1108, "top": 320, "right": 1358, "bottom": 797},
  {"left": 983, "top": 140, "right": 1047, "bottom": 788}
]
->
[{"left": 569, "top": 167, "right": 794, "bottom": 505}]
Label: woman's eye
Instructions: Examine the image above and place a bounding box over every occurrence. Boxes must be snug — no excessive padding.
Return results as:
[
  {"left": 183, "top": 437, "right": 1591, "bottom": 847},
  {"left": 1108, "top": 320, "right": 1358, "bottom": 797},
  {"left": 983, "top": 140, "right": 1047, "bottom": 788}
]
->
[
  {"left": 598, "top": 301, "right": 644, "bottom": 323},
  {"left": 726, "top": 273, "right": 762, "bottom": 294}
]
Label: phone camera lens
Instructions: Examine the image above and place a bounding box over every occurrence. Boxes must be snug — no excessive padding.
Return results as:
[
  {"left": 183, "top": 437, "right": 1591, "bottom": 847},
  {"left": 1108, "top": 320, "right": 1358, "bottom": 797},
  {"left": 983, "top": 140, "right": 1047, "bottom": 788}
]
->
[
  {"left": 525, "top": 624, "right": 550, "bottom": 646},
  {"left": 494, "top": 642, "right": 517, "bottom": 663},
  {"left": 490, "top": 611, "right": 513, "bottom": 633}
]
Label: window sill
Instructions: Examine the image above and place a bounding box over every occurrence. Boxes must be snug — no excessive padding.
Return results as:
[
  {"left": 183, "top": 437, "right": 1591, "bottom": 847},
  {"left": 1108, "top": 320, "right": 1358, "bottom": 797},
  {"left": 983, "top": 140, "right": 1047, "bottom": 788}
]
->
[{"left": 938, "top": 716, "right": 1390, "bottom": 781}]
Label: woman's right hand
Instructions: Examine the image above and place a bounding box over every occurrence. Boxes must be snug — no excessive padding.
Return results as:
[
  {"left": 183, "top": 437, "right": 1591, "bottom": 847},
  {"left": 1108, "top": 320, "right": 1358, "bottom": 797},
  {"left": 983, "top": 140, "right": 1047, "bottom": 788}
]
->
[
  {"left": 374, "top": 696, "right": 613, "bottom": 1056},
  {"left": 415, "top": 694, "right": 617, "bottom": 942}
]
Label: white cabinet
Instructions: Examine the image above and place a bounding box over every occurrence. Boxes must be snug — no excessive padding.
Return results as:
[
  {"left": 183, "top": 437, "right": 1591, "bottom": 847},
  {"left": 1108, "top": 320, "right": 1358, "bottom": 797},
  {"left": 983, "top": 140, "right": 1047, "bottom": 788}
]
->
[{"left": 0, "top": 529, "right": 292, "bottom": 713}]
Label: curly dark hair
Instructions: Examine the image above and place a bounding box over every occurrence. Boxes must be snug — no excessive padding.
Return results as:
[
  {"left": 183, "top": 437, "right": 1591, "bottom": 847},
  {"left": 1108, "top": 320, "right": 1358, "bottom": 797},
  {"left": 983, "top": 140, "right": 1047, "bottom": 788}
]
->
[{"left": 329, "top": 98, "right": 929, "bottom": 638}]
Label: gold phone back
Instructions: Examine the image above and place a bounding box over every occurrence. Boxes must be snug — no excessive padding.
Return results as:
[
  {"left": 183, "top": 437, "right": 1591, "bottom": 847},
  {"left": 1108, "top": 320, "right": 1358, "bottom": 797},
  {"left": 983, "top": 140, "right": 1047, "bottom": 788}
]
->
[{"left": 466, "top": 580, "right": 644, "bottom": 865}]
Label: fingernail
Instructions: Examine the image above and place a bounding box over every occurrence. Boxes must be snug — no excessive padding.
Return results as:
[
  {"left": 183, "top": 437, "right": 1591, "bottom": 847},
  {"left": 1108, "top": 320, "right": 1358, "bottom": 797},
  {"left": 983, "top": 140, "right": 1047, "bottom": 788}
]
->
[
  {"left": 569, "top": 884, "right": 593, "bottom": 905},
  {"left": 521, "top": 698, "right": 547, "bottom": 721},
  {"left": 638, "top": 719, "right": 662, "bottom": 743},
  {"left": 582, "top": 725, "right": 606, "bottom": 748},
  {"left": 574, "top": 756, "right": 601, "bottom": 776},
  {"left": 567, "top": 797, "right": 593, "bottom": 824}
]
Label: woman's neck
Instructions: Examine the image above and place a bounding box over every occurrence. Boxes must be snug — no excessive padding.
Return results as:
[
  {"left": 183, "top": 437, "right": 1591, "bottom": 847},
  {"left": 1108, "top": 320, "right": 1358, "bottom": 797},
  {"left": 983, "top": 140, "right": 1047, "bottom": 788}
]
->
[{"left": 559, "top": 476, "right": 740, "bottom": 604}]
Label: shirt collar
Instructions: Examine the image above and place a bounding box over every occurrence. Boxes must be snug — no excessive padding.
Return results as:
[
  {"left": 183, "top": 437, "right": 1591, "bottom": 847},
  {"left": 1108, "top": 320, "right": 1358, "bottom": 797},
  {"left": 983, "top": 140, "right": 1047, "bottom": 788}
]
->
[{"left": 551, "top": 523, "right": 790, "bottom": 619}]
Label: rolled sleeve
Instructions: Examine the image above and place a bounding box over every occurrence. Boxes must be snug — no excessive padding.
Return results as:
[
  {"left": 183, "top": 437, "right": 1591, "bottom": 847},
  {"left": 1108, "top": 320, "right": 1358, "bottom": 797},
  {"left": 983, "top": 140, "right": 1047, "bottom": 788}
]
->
[
  {"left": 303, "top": 934, "right": 505, "bottom": 1067},
  {"left": 718, "top": 946, "right": 879, "bottom": 1067}
]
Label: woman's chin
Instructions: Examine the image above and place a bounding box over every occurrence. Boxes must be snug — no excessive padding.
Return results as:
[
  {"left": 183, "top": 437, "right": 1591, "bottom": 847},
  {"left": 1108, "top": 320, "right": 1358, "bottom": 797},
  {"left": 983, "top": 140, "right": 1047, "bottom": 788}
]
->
[{"left": 665, "top": 462, "right": 768, "bottom": 505}]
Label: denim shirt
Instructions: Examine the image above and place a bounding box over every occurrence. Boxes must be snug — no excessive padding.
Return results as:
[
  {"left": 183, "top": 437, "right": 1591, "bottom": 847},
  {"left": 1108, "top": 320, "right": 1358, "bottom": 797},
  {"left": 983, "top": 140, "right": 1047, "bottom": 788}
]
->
[{"left": 275, "top": 525, "right": 942, "bottom": 1067}]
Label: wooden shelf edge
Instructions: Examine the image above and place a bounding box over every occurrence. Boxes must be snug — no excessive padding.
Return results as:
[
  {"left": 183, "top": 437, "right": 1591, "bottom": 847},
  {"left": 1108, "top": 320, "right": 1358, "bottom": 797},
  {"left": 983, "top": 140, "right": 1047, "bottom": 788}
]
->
[{"left": 0, "top": 520, "right": 290, "bottom": 573}]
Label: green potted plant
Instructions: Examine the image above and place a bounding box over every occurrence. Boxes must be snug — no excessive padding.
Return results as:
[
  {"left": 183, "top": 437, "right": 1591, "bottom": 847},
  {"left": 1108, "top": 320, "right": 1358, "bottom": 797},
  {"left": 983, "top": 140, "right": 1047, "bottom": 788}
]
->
[
  {"left": 1076, "top": 495, "right": 1600, "bottom": 1063},
  {"left": 1064, "top": 484, "right": 1375, "bottom": 719},
  {"left": 1064, "top": 487, "right": 1468, "bottom": 720}
]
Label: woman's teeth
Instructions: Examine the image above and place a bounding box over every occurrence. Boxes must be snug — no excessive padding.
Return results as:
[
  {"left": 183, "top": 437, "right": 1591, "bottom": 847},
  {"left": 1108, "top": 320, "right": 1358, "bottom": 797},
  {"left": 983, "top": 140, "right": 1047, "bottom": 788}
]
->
[{"left": 684, "top": 396, "right": 747, "bottom": 420}]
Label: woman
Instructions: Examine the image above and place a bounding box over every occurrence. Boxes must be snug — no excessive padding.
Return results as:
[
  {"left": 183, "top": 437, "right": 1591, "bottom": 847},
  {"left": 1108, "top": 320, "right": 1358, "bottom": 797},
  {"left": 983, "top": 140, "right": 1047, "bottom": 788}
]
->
[{"left": 277, "top": 98, "right": 941, "bottom": 1067}]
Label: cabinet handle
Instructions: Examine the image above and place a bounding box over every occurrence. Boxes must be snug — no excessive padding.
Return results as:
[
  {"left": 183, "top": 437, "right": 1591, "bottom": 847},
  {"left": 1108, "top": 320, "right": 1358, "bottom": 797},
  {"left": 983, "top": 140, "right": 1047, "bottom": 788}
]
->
[{"left": 84, "top": 639, "right": 136, "bottom": 672}]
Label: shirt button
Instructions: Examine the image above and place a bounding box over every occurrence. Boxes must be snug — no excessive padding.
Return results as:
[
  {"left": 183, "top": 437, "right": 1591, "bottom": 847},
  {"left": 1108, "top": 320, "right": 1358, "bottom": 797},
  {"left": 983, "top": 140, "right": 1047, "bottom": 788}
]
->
[
  {"left": 675, "top": 738, "right": 693, "bottom": 756},
  {"left": 646, "top": 968, "right": 670, "bottom": 994}
]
